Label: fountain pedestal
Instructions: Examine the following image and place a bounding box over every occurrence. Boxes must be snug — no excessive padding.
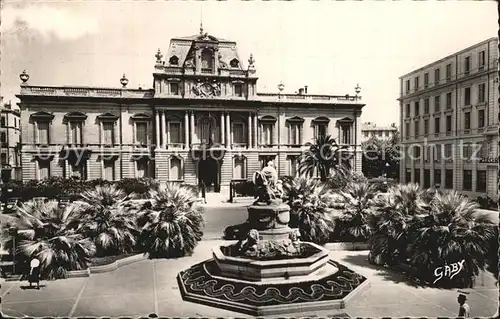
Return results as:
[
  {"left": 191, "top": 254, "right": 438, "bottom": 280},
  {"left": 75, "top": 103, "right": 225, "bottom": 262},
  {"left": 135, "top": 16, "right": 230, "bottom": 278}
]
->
[{"left": 247, "top": 201, "right": 291, "bottom": 241}]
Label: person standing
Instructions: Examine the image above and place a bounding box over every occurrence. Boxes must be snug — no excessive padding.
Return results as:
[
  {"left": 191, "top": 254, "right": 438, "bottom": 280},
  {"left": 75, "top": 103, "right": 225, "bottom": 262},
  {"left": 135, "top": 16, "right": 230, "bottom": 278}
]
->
[
  {"left": 28, "top": 258, "right": 40, "bottom": 289},
  {"left": 457, "top": 292, "right": 470, "bottom": 317}
]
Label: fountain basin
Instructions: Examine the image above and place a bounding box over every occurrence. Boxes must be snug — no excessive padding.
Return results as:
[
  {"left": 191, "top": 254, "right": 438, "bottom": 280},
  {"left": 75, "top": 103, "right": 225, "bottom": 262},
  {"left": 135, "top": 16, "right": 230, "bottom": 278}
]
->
[{"left": 213, "top": 242, "right": 330, "bottom": 281}]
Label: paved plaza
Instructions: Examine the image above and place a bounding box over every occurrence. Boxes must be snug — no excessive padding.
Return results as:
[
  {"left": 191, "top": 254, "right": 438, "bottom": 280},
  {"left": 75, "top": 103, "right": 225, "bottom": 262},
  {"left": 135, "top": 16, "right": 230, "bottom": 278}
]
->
[{"left": 1, "top": 239, "right": 497, "bottom": 317}]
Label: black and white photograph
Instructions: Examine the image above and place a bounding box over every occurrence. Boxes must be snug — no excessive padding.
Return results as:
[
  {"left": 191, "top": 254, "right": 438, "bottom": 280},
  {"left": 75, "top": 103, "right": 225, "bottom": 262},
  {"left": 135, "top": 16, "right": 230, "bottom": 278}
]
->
[{"left": 0, "top": 0, "right": 498, "bottom": 317}]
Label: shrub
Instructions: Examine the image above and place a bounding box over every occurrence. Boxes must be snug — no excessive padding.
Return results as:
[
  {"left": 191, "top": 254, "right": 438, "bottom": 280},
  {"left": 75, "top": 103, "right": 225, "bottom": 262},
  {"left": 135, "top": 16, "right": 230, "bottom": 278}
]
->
[
  {"left": 74, "top": 185, "right": 138, "bottom": 256},
  {"left": 283, "top": 176, "right": 339, "bottom": 245},
  {"left": 4, "top": 200, "right": 95, "bottom": 279},
  {"left": 115, "top": 178, "right": 160, "bottom": 199},
  {"left": 134, "top": 183, "right": 205, "bottom": 258}
]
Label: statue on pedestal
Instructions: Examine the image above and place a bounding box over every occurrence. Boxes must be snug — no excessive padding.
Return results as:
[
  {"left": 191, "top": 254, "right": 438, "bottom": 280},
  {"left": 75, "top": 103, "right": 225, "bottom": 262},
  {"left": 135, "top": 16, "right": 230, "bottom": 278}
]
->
[{"left": 253, "top": 161, "right": 283, "bottom": 205}]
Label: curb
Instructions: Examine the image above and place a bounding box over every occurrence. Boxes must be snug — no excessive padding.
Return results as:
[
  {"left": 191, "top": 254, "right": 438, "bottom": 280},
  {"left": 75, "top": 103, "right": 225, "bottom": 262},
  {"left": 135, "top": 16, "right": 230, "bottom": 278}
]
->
[
  {"left": 324, "top": 242, "right": 369, "bottom": 251},
  {"left": 3, "top": 253, "right": 146, "bottom": 281}
]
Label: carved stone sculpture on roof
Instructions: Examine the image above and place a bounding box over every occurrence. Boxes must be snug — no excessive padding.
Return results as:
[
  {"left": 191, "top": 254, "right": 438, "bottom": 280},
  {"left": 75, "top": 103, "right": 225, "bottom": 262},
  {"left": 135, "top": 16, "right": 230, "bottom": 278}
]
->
[
  {"left": 248, "top": 53, "right": 255, "bottom": 70},
  {"left": 218, "top": 52, "right": 228, "bottom": 69}
]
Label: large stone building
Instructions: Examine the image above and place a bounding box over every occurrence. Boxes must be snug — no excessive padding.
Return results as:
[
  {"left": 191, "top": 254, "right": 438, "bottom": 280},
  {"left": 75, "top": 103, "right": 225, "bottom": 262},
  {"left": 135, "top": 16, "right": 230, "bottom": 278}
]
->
[
  {"left": 0, "top": 97, "right": 21, "bottom": 181},
  {"left": 17, "top": 28, "right": 365, "bottom": 192},
  {"left": 398, "top": 37, "right": 498, "bottom": 199}
]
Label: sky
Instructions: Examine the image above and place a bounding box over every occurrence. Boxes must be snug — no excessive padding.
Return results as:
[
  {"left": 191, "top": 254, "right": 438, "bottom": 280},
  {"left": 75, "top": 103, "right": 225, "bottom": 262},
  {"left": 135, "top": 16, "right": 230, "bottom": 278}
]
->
[{"left": 1, "top": 1, "right": 497, "bottom": 126}]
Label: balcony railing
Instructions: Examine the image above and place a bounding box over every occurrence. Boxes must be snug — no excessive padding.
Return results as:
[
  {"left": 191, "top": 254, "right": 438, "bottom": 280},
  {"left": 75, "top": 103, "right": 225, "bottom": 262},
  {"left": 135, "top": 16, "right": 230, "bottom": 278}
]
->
[
  {"left": 20, "top": 86, "right": 154, "bottom": 99},
  {"left": 256, "top": 93, "right": 362, "bottom": 104}
]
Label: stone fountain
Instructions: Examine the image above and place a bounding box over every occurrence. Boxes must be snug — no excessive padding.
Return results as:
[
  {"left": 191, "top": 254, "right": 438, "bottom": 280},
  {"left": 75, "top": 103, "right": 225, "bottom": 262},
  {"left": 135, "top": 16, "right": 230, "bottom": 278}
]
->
[{"left": 177, "top": 162, "right": 369, "bottom": 316}]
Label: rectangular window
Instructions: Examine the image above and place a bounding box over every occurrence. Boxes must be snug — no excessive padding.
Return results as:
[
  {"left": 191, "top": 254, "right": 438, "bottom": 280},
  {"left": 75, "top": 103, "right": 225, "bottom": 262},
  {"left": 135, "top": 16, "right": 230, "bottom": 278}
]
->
[
  {"left": 464, "top": 56, "right": 470, "bottom": 76},
  {"left": 434, "top": 169, "right": 441, "bottom": 187},
  {"left": 463, "top": 170, "right": 472, "bottom": 191},
  {"left": 478, "top": 109, "right": 485, "bottom": 128},
  {"left": 414, "top": 76, "right": 419, "bottom": 91},
  {"left": 478, "top": 83, "right": 486, "bottom": 103},
  {"left": 289, "top": 124, "right": 301, "bottom": 145},
  {"left": 424, "top": 99, "right": 430, "bottom": 114},
  {"left": 424, "top": 73, "right": 429, "bottom": 88},
  {"left": 315, "top": 124, "right": 328, "bottom": 139},
  {"left": 0, "top": 132, "right": 5, "bottom": 143},
  {"left": 0, "top": 153, "right": 6, "bottom": 164},
  {"left": 170, "top": 157, "right": 182, "bottom": 180},
  {"left": 69, "top": 122, "right": 82, "bottom": 145},
  {"left": 169, "top": 122, "right": 182, "bottom": 144},
  {"left": 464, "top": 112, "right": 471, "bottom": 130},
  {"left": 342, "top": 125, "right": 352, "bottom": 144},
  {"left": 463, "top": 143, "right": 472, "bottom": 159},
  {"left": 446, "top": 115, "right": 452, "bottom": 133},
  {"left": 289, "top": 156, "right": 298, "bottom": 177},
  {"left": 37, "top": 121, "right": 50, "bottom": 144},
  {"left": 0, "top": 117, "right": 5, "bottom": 127},
  {"left": 446, "top": 92, "right": 452, "bottom": 109},
  {"left": 405, "top": 122, "right": 410, "bottom": 139},
  {"left": 434, "top": 95, "right": 440, "bottom": 112},
  {"left": 424, "top": 119, "right": 429, "bottom": 135},
  {"left": 424, "top": 169, "right": 430, "bottom": 188},
  {"left": 406, "top": 169, "right": 411, "bottom": 183},
  {"left": 102, "top": 122, "right": 115, "bottom": 145},
  {"left": 414, "top": 120, "right": 419, "bottom": 137},
  {"left": 136, "top": 159, "right": 149, "bottom": 178},
  {"left": 464, "top": 87, "right": 471, "bottom": 105},
  {"left": 446, "top": 63, "right": 452, "bottom": 81},
  {"left": 445, "top": 169, "right": 453, "bottom": 189},
  {"left": 103, "top": 160, "right": 115, "bottom": 181},
  {"left": 478, "top": 51, "right": 485, "bottom": 70},
  {"left": 135, "top": 122, "right": 148, "bottom": 145},
  {"left": 405, "top": 104, "right": 410, "bottom": 117},
  {"left": 480, "top": 141, "right": 490, "bottom": 158},
  {"left": 477, "top": 170, "right": 487, "bottom": 192},
  {"left": 434, "top": 117, "right": 440, "bottom": 134},
  {"left": 414, "top": 146, "right": 421, "bottom": 159},
  {"left": 415, "top": 101, "right": 420, "bottom": 116},
  {"left": 406, "top": 80, "right": 410, "bottom": 93},
  {"left": 38, "top": 159, "right": 50, "bottom": 180},
  {"left": 261, "top": 123, "right": 273, "bottom": 145},
  {"left": 434, "top": 68, "right": 440, "bottom": 85},
  {"left": 234, "top": 84, "right": 243, "bottom": 97},
  {"left": 233, "top": 122, "right": 245, "bottom": 145},
  {"left": 233, "top": 157, "right": 246, "bottom": 179},
  {"left": 414, "top": 169, "right": 421, "bottom": 185},
  {"left": 445, "top": 144, "right": 452, "bottom": 158},
  {"left": 170, "top": 83, "right": 179, "bottom": 95},
  {"left": 435, "top": 144, "right": 442, "bottom": 162}
]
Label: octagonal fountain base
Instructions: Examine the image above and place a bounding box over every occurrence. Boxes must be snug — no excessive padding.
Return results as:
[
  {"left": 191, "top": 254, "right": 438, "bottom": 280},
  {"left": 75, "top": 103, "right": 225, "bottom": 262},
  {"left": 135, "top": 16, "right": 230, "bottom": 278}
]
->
[{"left": 177, "top": 242, "right": 369, "bottom": 316}]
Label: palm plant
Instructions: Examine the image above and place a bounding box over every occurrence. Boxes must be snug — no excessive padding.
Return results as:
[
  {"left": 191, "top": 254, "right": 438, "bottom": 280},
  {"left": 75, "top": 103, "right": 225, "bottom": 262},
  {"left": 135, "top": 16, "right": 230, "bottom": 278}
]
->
[
  {"left": 2, "top": 200, "right": 95, "bottom": 279},
  {"left": 74, "top": 185, "right": 137, "bottom": 256},
  {"left": 134, "top": 183, "right": 204, "bottom": 258},
  {"left": 283, "top": 176, "right": 339, "bottom": 244},
  {"left": 335, "top": 182, "right": 377, "bottom": 242},
  {"left": 298, "top": 135, "right": 350, "bottom": 182},
  {"left": 408, "top": 191, "right": 496, "bottom": 286},
  {"left": 367, "top": 183, "right": 430, "bottom": 265}
]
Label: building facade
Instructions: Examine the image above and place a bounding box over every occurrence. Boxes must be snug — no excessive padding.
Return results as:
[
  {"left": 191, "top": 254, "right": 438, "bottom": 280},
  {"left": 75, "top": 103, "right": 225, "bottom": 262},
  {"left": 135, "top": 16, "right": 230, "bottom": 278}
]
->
[
  {"left": 17, "top": 29, "right": 365, "bottom": 192},
  {"left": 0, "top": 97, "right": 21, "bottom": 181},
  {"left": 398, "top": 37, "right": 498, "bottom": 199},
  {"left": 361, "top": 122, "right": 398, "bottom": 142}
]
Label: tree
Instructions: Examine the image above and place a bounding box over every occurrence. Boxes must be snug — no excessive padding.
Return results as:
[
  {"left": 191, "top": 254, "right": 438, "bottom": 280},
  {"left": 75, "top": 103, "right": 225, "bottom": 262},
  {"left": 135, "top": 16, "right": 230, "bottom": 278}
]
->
[
  {"left": 134, "top": 183, "right": 204, "bottom": 258},
  {"left": 362, "top": 133, "right": 400, "bottom": 179},
  {"left": 74, "top": 185, "right": 137, "bottom": 256},
  {"left": 299, "top": 135, "right": 350, "bottom": 182}
]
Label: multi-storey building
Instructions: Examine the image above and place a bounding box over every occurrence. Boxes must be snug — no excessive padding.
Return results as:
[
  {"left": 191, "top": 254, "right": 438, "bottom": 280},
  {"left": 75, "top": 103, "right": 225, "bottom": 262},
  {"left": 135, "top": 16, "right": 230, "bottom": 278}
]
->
[
  {"left": 361, "top": 122, "right": 398, "bottom": 142},
  {"left": 398, "top": 37, "right": 498, "bottom": 198},
  {"left": 0, "top": 97, "right": 21, "bottom": 181},
  {"left": 16, "top": 28, "right": 365, "bottom": 192}
]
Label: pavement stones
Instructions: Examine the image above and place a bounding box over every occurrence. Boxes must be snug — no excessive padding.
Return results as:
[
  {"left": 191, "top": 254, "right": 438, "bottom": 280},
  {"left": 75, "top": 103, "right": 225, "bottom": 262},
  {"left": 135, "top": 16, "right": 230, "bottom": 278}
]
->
[{"left": 1, "top": 240, "right": 498, "bottom": 317}]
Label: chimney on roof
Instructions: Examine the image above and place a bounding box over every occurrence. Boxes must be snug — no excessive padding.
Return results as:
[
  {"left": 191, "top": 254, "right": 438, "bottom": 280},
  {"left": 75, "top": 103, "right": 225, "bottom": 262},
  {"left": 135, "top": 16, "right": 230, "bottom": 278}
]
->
[
  {"left": 298, "top": 88, "right": 304, "bottom": 95},
  {"left": 304, "top": 85, "right": 308, "bottom": 94}
]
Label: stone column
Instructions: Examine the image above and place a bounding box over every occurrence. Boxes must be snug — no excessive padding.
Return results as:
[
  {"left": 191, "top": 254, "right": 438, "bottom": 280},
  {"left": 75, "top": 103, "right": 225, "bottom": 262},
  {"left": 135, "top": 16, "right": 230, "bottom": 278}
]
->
[
  {"left": 184, "top": 111, "right": 189, "bottom": 148},
  {"left": 155, "top": 111, "right": 160, "bottom": 148},
  {"left": 226, "top": 112, "right": 231, "bottom": 148},
  {"left": 159, "top": 111, "right": 165, "bottom": 148},
  {"left": 163, "top": 111, "right": 168, "bottom": 148},
  {"left": 221, "top": 112, "right": 225, "bottom": 146},
  {"left": 248, "top": 112, "right": 252, "bottom": 148},
  {"left": 190, "top": 111, "right": 195, "bottom": 145},
  {"left": 253, "top": 113, "right": 258, "bottom": 147}
]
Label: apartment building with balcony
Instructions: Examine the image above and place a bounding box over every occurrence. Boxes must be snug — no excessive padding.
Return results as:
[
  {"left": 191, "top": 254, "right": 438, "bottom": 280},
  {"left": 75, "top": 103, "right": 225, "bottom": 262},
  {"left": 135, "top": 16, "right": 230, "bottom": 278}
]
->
[
  {"left": 398, "top": 37, "right": 498, "bottom": 198},
  {"left": 16, "top": 28, "right": 365, "bottom": 192},
  {"left": 0, "top": 97, "right": 21, "bottom": 181}
]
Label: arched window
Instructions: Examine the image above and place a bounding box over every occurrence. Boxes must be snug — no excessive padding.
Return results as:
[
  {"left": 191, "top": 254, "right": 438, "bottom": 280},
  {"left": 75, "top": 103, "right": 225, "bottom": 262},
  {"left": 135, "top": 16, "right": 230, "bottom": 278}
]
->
[
  {"left": 197, "top": 115, "right": 216, "bottom": 145},
  {"left": 201, "top": 49, "right": 213, "bottom": 70},
  {"left": 169, "top": 55, "right": 179, "bottom": 65},
  {"left": 233, "top": 155, "right": 246, "bottom": 179}
]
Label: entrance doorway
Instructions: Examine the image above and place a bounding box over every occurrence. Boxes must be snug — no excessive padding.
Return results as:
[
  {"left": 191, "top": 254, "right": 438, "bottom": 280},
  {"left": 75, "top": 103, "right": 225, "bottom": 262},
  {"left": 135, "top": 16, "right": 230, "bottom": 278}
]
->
[{"left": 198, "top": 158, "right": 220, "bottom": 192}]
